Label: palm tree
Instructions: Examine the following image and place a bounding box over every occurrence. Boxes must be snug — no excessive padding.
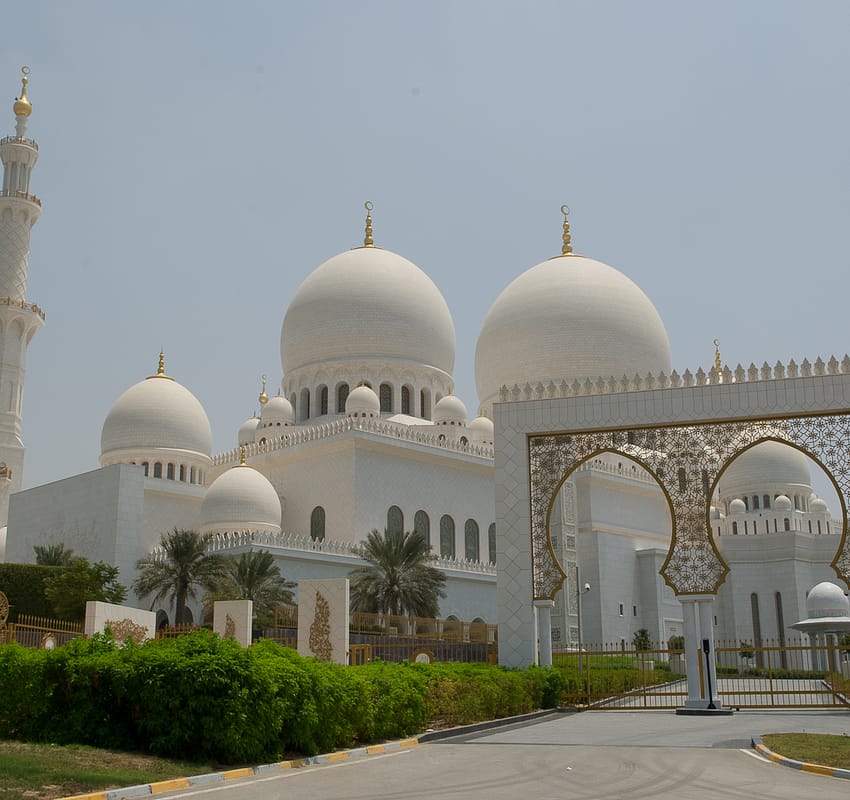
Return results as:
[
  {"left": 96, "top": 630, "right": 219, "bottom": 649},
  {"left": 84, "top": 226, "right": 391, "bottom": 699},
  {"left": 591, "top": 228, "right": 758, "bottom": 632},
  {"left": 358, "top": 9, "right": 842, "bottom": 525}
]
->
[
  {"left": 133, "top": 528, "right": 226, "bottom": 625},
  {"left": 349, "top": 528, "right": 446, "bottom": 618},
  {"left": 33, "top": 542, "right": 75, "bottom": 566},
  {"left": 206, "top": 550, "right": 295, "bottom": 627}
]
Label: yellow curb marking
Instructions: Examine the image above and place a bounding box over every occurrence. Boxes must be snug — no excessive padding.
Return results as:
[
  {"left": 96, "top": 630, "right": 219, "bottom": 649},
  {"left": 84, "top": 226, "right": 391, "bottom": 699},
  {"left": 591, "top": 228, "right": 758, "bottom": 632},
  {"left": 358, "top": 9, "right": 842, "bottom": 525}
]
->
[
  {"left": 366, "top": 745, "right": 386, "bottom": 755},
  {"left": 60, "top": 794, "right": 107, "bottom": 800},
  {"left": 222, "top": 767, "right": 254, "bottom": 780},
  {"left": 327, "top": 752, "right": 350, "bottom": 763},
  {"left": 150, "top": 778, "right": 191, "bottom": 793},
  {"left": 801, "top": 763, "right": 835, "bottom": 776},
  {"left": 399, "top": 738, "right": 419, "bottom": 749}
]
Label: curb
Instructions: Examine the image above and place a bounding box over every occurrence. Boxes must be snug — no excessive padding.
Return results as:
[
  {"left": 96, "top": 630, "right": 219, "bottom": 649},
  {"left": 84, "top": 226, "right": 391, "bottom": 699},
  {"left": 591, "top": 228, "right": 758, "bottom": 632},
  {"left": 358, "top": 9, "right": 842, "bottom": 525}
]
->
[
  {"left": 57, "top": 738, "right": 421, "bottom": 800},
  {"left": 752, "top": 736, "right": 850, "bottom": 780},
  {"left": 418, "top": 707, "right": 569, "bottom": 742}
]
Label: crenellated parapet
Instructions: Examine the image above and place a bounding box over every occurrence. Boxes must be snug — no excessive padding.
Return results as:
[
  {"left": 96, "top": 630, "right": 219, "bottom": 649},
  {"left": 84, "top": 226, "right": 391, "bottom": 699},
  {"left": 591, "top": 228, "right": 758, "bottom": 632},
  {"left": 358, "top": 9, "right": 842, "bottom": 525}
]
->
[
  {"left": 214, "top": 415, "right": 495, "bottom": 467},
  {"left": 497, "top": 355, "right": 850, "bottom": 404}
]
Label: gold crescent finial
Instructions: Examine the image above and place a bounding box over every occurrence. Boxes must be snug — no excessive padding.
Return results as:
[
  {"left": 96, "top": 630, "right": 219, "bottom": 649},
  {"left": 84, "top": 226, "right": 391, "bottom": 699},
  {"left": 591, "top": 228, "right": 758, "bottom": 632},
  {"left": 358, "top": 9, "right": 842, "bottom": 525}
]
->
[
  {"left": 560, "top": 204, "right": 572, "bottom": 256},
  {"left": 239, "top": 446, "right": 247, "bottom": 466},
  {"left": 363, "top": 201, "right": 374, "bottom": 247},
  {"left": 14, "top": 65, "right": 32, "bottom": 118},
  {"left": 157, "top": 351, "right": 165, "bottom": 375},
  {"left": 714, "top": 339, "right": 722, "bottom": 378},
  {"left": 258, "top": 374, "right": 268, "bottom": 405}
]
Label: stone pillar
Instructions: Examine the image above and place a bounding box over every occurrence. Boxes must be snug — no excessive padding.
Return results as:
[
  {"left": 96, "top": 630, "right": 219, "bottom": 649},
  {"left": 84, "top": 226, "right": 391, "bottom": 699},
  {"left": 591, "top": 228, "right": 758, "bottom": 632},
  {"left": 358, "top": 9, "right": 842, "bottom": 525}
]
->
[
  {"left": 534, "top": 599, "right": 555, "bottom": 666},
  {"left": 214, "top": 600, "right": 253, "bottom": 647},
  {"left": 679, "top": 594, "right": 725, "bottom": 711},
  {"left": 297, "top": 578, "right": 350, "bottom": 665}
]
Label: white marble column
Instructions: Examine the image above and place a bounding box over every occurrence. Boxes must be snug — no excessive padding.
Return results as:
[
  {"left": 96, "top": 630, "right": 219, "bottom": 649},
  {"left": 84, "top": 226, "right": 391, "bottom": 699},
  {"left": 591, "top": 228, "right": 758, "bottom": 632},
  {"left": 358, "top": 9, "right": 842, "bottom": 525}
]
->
[
  {"left": 680, "top": 594, "right": 724, "bottom": 710},
  {"left": 534, "top": 598, "right": 555, "bottom": 667}
]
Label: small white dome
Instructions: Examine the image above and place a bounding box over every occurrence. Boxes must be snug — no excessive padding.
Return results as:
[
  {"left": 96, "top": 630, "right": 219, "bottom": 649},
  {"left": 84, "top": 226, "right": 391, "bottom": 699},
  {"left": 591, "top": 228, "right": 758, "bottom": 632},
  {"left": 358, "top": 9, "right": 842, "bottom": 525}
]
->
[
  {"left": 469, "top": 415, "right": 494, "bottom": 445},
  {"left": 475, "top": 254, "right": 671, "bottom": 411},
  {"left": 260, "top": 394, "right": 294, "bottom": 426},
  {"left": 281, "top": 246, "right": 456, "bottom": 377},
  {"left": 238, "top": 415, "right": 260, "bottom": 447},
  {"left": 774, "top": 494, "right": 793, "bottom": 511},
  {"left": 101, "top": 365, "right": 212, "bottom": 460},
  {"left": 806, "top": 582, "right": 850, "bottom": 619},
  {"left": 729, "top": 499, "right": 746, "bottom": 514},
  {"left": 434, "top": 394, "right": 467, "bottom": 426},
  {"left": 718, "top": 440, "right": 812, "bottom": 499},
  {"left": 811, "top": 497, "right": 828, "bottom": 512},
  {"left": 200, "top": 463, "right": 281, "bottom": 534},
  {"left": 710, "top": 506, "right": 722, "bottom": 520},
  {"left": 346, "top": 384, "right": 380, "bottom": 417}
]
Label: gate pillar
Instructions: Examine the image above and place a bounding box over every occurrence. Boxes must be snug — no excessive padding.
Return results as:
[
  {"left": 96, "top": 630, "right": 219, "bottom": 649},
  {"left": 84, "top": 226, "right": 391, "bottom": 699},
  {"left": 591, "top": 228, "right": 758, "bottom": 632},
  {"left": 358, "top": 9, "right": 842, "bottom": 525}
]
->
[
  {"left": 534, "top": 598, "right": 555, "bottom": 666},
  {"left": 680, "top": 594, "right": 724, "bottom": 710}
]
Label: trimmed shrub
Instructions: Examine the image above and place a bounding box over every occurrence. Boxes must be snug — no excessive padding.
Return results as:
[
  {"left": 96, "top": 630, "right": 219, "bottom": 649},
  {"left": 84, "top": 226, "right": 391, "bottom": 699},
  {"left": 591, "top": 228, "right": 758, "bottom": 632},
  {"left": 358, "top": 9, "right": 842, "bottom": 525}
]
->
[{"left": 0, "top": 563, "right": 61, "bottom": 619}]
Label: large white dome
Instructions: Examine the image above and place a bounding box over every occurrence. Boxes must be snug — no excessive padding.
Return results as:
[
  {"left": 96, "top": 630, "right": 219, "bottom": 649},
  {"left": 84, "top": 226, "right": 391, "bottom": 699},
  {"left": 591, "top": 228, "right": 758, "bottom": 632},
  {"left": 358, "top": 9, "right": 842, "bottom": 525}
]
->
[
  {"left": 475, "top": 254, "right": 671, "bottom": 411},
  {"left": 281, "top": 246, "right": 456, "bottom": 377},
  {"left": 718, "top": 440, "right": 812, "bottom": 499},
  {"left": 101, "top": 364, "right": 212, "bottom": 460},
  {"left": 200, "top": 463, "right": 282, "bottom": 534}
]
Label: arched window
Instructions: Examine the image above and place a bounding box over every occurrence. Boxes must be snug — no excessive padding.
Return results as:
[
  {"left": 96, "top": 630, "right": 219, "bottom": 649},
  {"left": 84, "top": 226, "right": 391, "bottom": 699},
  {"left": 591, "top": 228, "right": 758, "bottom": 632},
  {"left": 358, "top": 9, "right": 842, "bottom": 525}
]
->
[
  {"left": 783, "top": 517, "right": 790, "bottom": 531},
  {"left": 179, "top": 464, "right": 186, "bottom": 482},
  {"left": 401, "top": 385, "right": 411, "bottom": 415},
  {"left": 414, "top": 510, "right": 430, "bottom": 547},
  {"left": 488, "top": 523, "right": 496, "bottom": 564},
  {"left": 464, "top": 519, "right": 479, "bottom": 561},
  {"left": 142, "top": 462, "right": 149, "bottom": 477},
  {"left": 753, "top": 495, "right": 760, "bottom": 510},
  {"left": 166, "top": 463, "right": 175, "bottom": 480},
  {"left": 732, "top": 521, "right": 738, "bottom": 535},
  {"left": 310, "top": 506, "right": 325, "bottom": 542},
  {"left": 337, "top": 383, "right": 349, "bottom": 413},
  {"left": 300, "top": 388, "right": 310, "bottom": 421},
  {"left": 189, "top": 466, "right": 195, "bottom": 483},
  {"left": 440, "top": 515, "right": 455, "bottom": 558},
  {"left": 380, "top": 383, "right": 392, "bottom": 413},
  {"left": 763, "top": 495, "right": 771, "bottom": 509},
  {"left": 420, "top": 389, "right": 430, "bottom": 419},
  {"left": 387, "top": 505, "right": 404, "bottom": 536},
  {"left": 817, "top": 520, "right": 822, "bottom": 534},
  {"left": 319, "top": 386, "right": 329, "bottom": 416},
  {"left": 460, "top": 436, "right": 468, "bottom": 446},
  {"left": 153, "top": 462, "right": 162, "bottom": 478}
]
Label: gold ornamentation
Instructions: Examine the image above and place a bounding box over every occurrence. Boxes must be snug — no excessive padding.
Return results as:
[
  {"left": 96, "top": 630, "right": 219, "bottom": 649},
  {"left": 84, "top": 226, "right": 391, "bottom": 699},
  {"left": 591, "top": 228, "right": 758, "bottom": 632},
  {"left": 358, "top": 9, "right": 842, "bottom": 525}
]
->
[
  {"left": 714, "top": 339, "right": 723, "bottom": 382},
  {"left": 225, "top": 613, "right": 236, "bottom": 639},
  {"left": 13, "top": 66, "right": 32, "bottom": 118},
  {"left": 363, "top": 201, "right": 374, "bottom": 247},
  {"left": 106, "top": 618, "right": 148, "bottom": 644},
  {"left": 259, "top": 375, "right": 268, "bottom": 405},
  {"left": 560, "top": 204, "right": 572, "bottom": 256},
  {"left": 147, "top": 351, "right": 174, "bottom": 381},
  {"left": 529, "top": 415, "right": 850, "bottom": 600},
  {"left": 309, "top": 591, "right": 333, "bottom": 661},
  {"left": 0, "top": 590, "right": 8, "bottom": 644},
  {"left": 239, "top": 447, "right": 247, "bottom": 466}
]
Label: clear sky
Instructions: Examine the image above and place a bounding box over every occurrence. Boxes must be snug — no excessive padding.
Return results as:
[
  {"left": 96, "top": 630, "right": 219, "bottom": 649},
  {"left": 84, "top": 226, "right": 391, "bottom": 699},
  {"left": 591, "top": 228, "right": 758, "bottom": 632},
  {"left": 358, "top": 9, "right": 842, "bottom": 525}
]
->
[{"left": 3, "top": 1, "right": 849, "bottom": 501}]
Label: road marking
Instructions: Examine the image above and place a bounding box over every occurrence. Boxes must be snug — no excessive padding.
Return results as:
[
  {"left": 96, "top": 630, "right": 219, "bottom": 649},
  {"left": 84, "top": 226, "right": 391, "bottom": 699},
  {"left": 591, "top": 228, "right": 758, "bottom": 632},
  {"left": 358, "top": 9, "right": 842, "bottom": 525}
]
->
[{"left": 739, "top": 748, "right": 771, "bottom": 763}]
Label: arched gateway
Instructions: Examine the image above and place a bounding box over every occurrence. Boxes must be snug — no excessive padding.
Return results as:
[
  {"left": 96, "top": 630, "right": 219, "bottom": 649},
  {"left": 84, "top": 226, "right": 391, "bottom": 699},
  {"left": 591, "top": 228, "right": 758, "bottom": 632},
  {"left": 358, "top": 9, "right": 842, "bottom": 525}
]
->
[{"left": 494, "top": 360, "right": 850, "bottom": 710}]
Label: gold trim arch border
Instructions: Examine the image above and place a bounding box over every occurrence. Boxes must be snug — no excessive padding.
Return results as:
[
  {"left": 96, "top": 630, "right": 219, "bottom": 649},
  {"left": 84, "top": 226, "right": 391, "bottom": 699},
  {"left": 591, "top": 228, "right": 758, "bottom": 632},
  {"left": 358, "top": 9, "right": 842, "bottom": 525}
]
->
[{"left": 529, "top": 415, "right": 850, "bottom": 599}]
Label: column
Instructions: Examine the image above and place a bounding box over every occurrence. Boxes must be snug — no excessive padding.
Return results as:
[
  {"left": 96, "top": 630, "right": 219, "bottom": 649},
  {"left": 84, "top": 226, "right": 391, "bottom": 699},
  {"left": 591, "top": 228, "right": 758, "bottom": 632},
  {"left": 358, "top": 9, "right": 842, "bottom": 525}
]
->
[{"left": 534, "top": 598, "right": 555, "bottom": 667}]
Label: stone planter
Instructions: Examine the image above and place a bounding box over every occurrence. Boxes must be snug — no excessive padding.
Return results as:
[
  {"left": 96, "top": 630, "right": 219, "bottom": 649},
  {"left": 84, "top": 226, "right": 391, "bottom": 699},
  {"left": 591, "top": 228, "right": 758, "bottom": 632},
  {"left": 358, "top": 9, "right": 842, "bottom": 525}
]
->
[
  {"left": 632, "top": 659, "right": 654, "bottom": 671},
  {"left": 668, "top": 654, "right": 686, "bottom": 674}
]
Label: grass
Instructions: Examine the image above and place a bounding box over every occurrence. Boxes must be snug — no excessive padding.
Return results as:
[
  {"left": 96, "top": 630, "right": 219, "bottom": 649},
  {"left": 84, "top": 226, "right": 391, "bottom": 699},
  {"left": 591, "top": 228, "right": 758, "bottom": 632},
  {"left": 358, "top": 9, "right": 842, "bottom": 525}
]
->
[
  {"left": 761, "top": 733, "right": 850, "bottom": 770},
  {"left": 0, "top": 741, "right": 217, "bottom": 800}
]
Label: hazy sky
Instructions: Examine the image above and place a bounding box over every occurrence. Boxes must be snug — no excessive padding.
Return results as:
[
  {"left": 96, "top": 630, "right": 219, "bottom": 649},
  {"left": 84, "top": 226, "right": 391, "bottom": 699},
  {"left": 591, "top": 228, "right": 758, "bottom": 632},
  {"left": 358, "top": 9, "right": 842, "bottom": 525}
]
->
[{"left": 3, "top": 1, "right": 849, "bottom": 498}]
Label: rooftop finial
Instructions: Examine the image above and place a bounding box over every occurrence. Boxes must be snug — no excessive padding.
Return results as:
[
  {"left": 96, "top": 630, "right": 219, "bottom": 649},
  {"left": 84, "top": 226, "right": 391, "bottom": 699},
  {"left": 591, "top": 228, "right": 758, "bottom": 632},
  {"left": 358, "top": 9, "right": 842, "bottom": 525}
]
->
[
  {"left": 239, "top": 446, "right": 247, "bottom": 466},
  {"left": 714, "top": 338, "right": 722, "bottom": 381},
  {"left": 560, "top": 204, "right": 573, "bottom": 255},
  {"left": 363, "top": 201, "right": 374, "bottom": 247},
  {"left": 13, "top": 66, "right": 32, "bottom": 119},
  {"left": 258, "top": 374, "right": 268, "bottom": 405},
  {"left": 157, "top": 351, "right": 166, "bottom": 375}
]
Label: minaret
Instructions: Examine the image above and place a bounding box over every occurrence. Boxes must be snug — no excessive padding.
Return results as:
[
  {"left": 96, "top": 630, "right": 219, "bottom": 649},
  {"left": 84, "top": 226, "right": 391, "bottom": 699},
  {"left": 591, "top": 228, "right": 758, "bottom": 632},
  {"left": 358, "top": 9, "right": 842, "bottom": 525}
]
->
[{"left": 0, "top": 67, "right": 45, "bottom": 525}]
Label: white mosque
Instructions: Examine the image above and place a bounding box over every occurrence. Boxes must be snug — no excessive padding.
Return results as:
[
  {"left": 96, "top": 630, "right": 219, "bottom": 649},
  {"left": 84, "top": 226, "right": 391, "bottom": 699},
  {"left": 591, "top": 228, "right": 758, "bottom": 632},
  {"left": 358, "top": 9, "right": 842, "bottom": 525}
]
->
[{"left": 0, "top": 71, "right": 846, "bottom": 651}]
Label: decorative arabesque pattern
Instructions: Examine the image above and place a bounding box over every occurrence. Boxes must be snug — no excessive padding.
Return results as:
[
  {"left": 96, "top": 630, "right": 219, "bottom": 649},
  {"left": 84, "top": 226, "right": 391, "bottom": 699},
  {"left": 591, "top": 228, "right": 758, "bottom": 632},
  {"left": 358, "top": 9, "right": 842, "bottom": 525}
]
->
[{"left": 529, "top": 416, "right": 850, "bottom": 599}]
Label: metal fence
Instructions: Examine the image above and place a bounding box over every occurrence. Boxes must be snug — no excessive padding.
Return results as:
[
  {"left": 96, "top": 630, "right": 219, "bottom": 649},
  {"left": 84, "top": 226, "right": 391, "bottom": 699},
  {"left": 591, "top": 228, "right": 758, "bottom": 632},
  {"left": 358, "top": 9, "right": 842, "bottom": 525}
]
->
[
  {"left": 553, "top": 638, "right": 850, "bottom": 710},
  {"left": 5, "top": 614, "right": 83, "bottom": 648}
]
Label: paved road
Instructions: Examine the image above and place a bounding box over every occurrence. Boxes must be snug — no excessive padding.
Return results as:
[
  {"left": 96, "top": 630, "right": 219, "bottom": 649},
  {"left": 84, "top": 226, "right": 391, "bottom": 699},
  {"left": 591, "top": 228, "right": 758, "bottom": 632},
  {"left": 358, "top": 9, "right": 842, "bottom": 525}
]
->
[{"left": 155, "top": 710, "right": 850, "bottom": 800}]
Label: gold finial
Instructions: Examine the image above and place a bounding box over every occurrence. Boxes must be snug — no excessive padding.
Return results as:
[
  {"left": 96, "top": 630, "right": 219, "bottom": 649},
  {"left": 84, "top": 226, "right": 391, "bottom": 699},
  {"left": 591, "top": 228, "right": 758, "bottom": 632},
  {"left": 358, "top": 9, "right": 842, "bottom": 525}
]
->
[
  {"left": 258, "top": 375, "right": 268, "bottom": 405},
  {"left": 239, "top": 446, "right": 247, "bottom": 466},
  {"left": 560, "top": 205, "right": 572, "bottom": 255},
  {"left": 13, "top": 66, "right": 32, "bottom": 118},
  {"left": 363, "top": 201, "right": 374, "bottom": 247},
  {"left": 157, "top": 351, "right": 166, "bottom": 375},
  {"left": 714, "top": 338, "right": 722, "bottom": 379}
]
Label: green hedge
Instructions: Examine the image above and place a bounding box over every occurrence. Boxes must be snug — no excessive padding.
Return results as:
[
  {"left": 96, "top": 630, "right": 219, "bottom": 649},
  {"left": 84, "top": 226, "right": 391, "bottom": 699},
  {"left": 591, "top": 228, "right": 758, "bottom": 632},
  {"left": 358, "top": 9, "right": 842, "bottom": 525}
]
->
[
  {"left": 0, "top": 563, "right": 60, "bottom": 620},
  {"left": 0, "top": 632, "right": 563, "bottom": 763}
]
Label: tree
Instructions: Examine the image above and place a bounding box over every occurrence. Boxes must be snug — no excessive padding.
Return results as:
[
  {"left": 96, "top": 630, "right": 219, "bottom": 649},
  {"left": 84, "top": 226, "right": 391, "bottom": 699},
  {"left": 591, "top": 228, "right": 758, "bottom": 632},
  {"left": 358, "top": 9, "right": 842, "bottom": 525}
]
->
[
  {"left": 33, "top": 542, "right": 75, "bottom": 566},
  {"left": 349, "top": 528, "right": 446, "bottom": 618},
  {"left": 632, "top": 628, "right": 652, "bottom": 652},
  {"left": 206, "top": 550, "right": 295, "bottom": 627},
  {"left": 43, "top": 558, "right": 127, "bottom": 621},
  {"left": 133, "top": 529, "right": 226, "bottom": 625}
]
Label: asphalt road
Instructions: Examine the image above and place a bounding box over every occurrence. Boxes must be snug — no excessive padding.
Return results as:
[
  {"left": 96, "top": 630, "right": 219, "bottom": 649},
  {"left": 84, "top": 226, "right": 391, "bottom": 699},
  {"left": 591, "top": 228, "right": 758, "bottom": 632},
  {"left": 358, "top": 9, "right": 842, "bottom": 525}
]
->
[{"left": 154, "top": 710, "right": 850, "bottom": 800}]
